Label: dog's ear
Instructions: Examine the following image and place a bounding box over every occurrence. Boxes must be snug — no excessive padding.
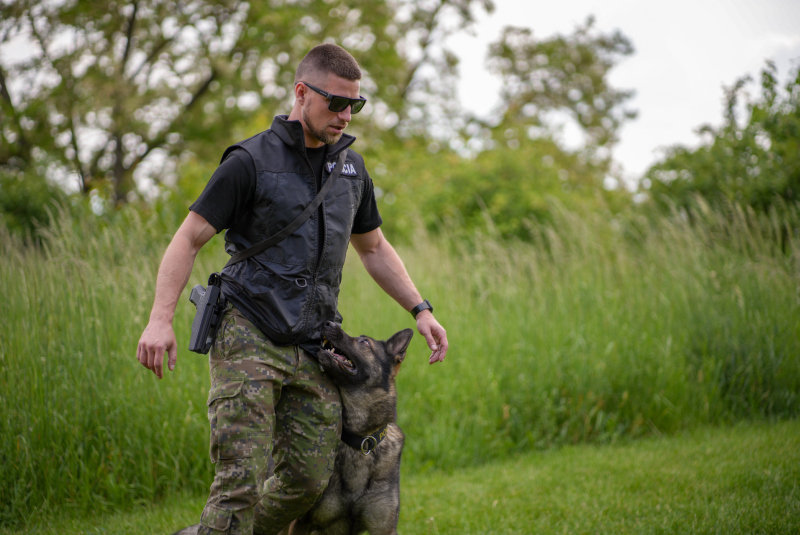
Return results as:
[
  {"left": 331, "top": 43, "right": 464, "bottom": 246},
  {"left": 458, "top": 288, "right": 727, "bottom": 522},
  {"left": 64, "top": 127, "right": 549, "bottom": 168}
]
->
[{"left": 386, "top": 328, "right": 414, "bottom": 364}]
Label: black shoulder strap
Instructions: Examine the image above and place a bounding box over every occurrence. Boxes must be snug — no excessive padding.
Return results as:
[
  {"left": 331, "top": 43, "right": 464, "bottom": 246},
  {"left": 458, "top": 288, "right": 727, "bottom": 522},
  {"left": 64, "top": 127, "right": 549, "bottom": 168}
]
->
[{"left": 224, "top": 148, "right": 348, "bottom": 269}]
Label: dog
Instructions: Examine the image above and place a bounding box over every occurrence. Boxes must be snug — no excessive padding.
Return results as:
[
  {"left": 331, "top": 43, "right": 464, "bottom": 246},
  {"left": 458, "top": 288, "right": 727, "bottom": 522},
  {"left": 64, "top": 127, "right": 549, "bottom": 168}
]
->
[{"left": 172, "top": 321, "right": 413, "bottom": 535}]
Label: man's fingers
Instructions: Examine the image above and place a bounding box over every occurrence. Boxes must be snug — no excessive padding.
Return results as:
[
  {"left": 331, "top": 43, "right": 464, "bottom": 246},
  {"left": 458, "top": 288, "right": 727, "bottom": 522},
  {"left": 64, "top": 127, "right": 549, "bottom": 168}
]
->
[
  {"left": 138, "top": 321, "right": 177, "bottom": 378},
  {"left": 168, "top": 343, "right": 177, "bottom": 372},
  {"left": 138, "top": 342, "right": 151, "bottom": 369},
  {"left": 421, "top": 330, "right": 442, "bottom": 364},
  {"left": 417, "top": 317, "right": 448, "bottom": 365},
  {"left": 428, "top": 326, "right": 448, "bottom": 364},
  {"left": 436, "top": 335, "right": 449, "bottom": 362},
  {"left": 146, "top": 344, "right": 163, "bottom": 378},
  {"left": 153, "top": 345, "right": 165, "bottom": 379},
  {"left": 423, "top": 332, "right": 438, "bottom": 352},
  {"left": 146, "top": 345, "right": 155, "bottom": 374}
]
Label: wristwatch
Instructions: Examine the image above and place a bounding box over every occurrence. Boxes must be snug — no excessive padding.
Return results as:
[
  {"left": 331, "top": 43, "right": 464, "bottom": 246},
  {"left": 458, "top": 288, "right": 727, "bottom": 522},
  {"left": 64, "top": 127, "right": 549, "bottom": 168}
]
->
[{"left": 410, "top": 299, "right": 433, "bottom": 318}]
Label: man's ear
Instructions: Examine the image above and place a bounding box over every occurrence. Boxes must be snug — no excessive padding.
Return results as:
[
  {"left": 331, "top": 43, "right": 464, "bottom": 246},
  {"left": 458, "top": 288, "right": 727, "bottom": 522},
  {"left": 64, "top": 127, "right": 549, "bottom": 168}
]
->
[
  {"left": 294, "top": 82, "right": 306, "bottom": 105},
  {"left": 386, "top": 328, "right": 414, "bottom": 364}
]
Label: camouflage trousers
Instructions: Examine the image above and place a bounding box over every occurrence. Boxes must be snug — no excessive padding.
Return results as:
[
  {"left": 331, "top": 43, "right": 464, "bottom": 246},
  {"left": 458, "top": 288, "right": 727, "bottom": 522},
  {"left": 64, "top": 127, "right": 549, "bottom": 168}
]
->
[{"left": 198, "top": 305, "right": 342, "bottom": 535}]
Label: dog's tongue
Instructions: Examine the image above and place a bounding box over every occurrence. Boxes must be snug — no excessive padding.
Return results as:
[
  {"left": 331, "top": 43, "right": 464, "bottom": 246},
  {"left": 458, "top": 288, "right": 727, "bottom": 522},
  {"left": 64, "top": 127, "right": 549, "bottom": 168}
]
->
[{"left": 323, "top": 338, "right": 353, "bottom": 366}]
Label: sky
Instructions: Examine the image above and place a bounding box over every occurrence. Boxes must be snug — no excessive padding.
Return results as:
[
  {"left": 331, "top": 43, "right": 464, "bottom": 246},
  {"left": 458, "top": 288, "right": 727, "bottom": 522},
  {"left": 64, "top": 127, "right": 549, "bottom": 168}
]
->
[{"left": 450, "top": 0, "right": 800, "bottom": 186}]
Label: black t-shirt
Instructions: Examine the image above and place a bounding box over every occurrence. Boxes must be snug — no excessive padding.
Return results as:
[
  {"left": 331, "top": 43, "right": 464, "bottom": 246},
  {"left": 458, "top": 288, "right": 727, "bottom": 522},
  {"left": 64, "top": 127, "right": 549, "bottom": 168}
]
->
[{"left": 190, "top": 148, "right": 382, "bottom": 236}]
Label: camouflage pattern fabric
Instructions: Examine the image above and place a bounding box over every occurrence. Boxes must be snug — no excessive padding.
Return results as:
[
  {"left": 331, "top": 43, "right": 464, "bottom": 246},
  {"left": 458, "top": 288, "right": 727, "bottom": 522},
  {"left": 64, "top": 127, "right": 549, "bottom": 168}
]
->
[{"left": 199, "top": 305, "right": 342, "bottom": 535}]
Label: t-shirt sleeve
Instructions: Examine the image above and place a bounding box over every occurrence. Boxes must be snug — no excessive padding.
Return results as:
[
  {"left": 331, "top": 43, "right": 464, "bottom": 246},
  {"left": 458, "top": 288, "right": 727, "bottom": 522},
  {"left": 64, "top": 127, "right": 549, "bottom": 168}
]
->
[
  {"left": 189, "top": 150, "right": 255, "bottom": 233},
  {"left": 351, "top": 169, "right": 383, "bottom": 234}
]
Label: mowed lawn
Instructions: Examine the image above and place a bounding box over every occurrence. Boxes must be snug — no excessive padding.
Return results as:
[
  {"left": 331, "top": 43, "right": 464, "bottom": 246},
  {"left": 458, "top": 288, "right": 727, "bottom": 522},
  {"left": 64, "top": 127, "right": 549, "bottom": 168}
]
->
[{"left": 8, "top": 420, "right": 798, "bottom": 535}]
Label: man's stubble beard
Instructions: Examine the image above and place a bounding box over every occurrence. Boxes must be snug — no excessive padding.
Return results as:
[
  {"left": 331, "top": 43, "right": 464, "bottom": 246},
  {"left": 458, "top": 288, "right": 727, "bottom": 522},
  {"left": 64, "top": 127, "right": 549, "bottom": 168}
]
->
[{"left": 303, "top": 106, "right": 343, "bottom": 145}]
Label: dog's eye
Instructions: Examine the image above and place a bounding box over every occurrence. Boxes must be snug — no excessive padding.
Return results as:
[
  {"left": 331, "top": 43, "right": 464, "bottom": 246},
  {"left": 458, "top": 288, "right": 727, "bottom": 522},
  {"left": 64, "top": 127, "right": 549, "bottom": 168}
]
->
[{"left": 359, "top": 338, "right": 370, "bottom": 346}]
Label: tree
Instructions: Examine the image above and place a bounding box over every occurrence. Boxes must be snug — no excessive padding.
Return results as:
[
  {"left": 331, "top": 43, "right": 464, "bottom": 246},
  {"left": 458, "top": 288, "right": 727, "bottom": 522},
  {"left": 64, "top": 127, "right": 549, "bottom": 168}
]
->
[
  {"left": 645, "top": 60, "right": 800, "bottom": 213},
  {"left": 486, "top": 16, "right": 636, "bottom": 150},
  {"left": 369, "top": 16, "right": 637, "bottom": 241},
  {"left": 0, "top": 0, "right": 492, "bottom": 206},
  {"left": 388, "top": 0, "right": 494, "bottom": 140}
]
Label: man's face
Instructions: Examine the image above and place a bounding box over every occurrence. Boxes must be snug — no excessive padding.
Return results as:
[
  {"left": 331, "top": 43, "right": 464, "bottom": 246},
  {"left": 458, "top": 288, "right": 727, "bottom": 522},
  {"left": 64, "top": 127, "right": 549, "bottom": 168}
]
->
[{"left": 300, "top": 75, "right": 361, "bottom": 147}]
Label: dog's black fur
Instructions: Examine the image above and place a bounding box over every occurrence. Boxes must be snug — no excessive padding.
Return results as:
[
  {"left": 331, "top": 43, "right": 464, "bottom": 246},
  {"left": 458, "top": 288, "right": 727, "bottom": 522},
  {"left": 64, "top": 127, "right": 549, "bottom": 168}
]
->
[{"left": 172, "top": 322, "right": 413, "bottom": 535}]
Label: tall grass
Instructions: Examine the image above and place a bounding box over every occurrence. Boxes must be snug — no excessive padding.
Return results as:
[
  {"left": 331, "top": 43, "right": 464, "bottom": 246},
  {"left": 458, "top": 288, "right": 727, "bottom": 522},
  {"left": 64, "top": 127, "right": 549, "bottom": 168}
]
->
[{"left": 1, "top": 201, "right": 798, "bottom": 527}]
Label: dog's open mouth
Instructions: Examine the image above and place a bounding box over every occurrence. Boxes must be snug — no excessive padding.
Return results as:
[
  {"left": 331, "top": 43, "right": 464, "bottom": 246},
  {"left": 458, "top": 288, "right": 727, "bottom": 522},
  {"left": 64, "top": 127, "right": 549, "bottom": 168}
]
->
[{"left": 322, "top": 338, "right": 357, "bottom": 375}]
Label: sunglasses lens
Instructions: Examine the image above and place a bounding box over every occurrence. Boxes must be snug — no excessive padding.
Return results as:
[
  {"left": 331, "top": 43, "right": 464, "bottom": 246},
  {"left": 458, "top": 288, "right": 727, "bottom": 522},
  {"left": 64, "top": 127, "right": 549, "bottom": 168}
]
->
[
  {"left": 328, "top": 96, "right": 350, "bottom": 113},
  {"left": 350, "top": 99, "right": 365, "bottom": 114},
  {"left": 327, "top": 96, "right": 366, "bottom": 114}
]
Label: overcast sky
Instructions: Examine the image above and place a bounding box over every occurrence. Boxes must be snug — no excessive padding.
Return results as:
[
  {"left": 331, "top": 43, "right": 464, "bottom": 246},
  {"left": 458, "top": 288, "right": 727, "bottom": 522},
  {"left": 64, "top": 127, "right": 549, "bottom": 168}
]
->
[{"left": 450, "top": 0, "right": 800, "bottom": 185}]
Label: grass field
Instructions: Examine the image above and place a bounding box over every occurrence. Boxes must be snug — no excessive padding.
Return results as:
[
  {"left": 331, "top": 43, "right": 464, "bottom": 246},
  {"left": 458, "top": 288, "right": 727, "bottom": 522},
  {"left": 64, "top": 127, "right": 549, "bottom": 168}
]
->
[
  {"left": 4, "top": 420, "right": 798, "bottom": 534},
  {"left": 1, "top": 202, "right": 799, "bottom": 527}
]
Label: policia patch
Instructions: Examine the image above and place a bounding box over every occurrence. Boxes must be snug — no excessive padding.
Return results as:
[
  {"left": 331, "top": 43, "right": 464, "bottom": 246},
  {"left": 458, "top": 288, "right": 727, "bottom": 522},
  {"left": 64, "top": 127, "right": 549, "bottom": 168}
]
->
[{"left": 326, "top": 161, "right": 357, "bottom": 176}]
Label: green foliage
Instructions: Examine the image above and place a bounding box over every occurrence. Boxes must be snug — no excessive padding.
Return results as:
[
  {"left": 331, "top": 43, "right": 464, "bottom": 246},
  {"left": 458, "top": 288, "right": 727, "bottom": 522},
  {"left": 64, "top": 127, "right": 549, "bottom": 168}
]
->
[
  {"left": 364, "top": 136, "right": 629, "bottom": 242},
  {"left": 0, "top": 206, "right": 212, "bottom": 527},
  {"left": 645, "top": 60, "right": 800, "bottom": 213},
  {"left": 2, "top": 202, "right": 799, "bottom": 527},
  {"left": 362, "top": 14, "right": 639, "bottom": 242},
  {"left": 0, "top": 168, "right": 65, "bottom": 238},
  {"left": 0, "top": 0, "right": 494, "bottom": 205},
  {"left": 1, "top": 0, "right": 637, "bottom": 236}
]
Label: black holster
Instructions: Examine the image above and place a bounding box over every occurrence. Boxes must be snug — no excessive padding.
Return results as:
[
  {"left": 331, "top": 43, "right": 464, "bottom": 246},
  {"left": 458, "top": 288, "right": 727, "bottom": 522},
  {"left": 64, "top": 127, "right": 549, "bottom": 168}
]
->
[{"left": 188, "top": 273, "right": 226, "bottom": 354}]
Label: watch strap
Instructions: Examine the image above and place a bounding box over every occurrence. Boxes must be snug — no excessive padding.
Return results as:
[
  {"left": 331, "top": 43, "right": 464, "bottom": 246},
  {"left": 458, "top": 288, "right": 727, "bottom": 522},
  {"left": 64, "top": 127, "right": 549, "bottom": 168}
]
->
[{"left": 410, "top": 299, "right": 433, "bottom": 318}]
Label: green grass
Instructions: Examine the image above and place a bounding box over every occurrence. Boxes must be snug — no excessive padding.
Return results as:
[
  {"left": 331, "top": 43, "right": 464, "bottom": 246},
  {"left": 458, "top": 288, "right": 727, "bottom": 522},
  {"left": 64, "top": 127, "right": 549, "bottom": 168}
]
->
[
  {"left": 1, "top": 202, "right": 799, "bottom": 527},
  {"left": 4, "top": 420, "right": 798, "bottom": 534},
  {"left": 400, "top": 420, "right": 800, "bottom": 534}
]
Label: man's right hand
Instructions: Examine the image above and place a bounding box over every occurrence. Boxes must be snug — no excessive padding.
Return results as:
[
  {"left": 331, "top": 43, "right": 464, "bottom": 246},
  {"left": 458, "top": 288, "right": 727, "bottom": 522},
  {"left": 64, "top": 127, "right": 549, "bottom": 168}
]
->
[
  {"left": 137, "top": 319, "right": 178, "bottom": 379},
  {"left": 135, "top": 211, "right": 217, "bottom": 380}
]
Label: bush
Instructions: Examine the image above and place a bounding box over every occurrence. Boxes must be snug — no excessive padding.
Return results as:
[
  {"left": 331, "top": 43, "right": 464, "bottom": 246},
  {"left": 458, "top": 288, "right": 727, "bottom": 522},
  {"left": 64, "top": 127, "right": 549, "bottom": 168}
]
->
[{"left": 645, "top": 60, "right": 800, "bottom": 214}]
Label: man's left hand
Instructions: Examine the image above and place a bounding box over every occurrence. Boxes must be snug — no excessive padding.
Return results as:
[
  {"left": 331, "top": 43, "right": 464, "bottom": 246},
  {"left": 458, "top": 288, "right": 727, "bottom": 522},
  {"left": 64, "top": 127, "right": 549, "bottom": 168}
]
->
[{"left": 415, "top": 311, "right": 448, "bottom": 364}]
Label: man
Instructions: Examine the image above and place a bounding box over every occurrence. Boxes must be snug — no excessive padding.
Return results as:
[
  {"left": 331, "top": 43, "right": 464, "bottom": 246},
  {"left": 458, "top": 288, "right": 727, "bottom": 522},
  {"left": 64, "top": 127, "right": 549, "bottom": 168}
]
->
[{"left": 136, "top": 44, "right": 448, "bottom": 535}]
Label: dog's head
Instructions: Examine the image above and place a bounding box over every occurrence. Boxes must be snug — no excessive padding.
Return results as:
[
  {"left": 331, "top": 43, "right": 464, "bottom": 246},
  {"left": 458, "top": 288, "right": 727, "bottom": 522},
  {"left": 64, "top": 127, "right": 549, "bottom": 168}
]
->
[
  {"left": 318, "top": 321, "right": 413, "bottom": 392},
  {"left": 318, "top": 321, "right": 413, "bottom": 432}
]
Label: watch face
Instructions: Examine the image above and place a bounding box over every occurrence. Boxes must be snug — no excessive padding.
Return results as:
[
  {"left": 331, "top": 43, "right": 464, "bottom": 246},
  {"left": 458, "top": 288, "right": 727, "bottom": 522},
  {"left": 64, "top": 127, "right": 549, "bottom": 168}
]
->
[{"left": 412, "top": 300, "right": 432, "bottom": 317}]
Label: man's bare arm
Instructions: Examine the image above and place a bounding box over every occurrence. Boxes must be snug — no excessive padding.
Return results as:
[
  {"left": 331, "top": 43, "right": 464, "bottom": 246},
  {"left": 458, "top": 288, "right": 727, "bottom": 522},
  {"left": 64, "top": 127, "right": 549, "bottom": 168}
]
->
[
  {"left": 350, "top": 228, "right": 448, "bottom": 363},
  {"left": 137, "top": 211, "right": 217, "bottom": 378}
]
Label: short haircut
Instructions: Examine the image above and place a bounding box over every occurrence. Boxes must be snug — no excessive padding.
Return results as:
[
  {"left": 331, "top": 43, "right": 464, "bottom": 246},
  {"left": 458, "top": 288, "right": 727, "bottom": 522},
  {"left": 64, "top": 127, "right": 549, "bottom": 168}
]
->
[{"left": 294, "top": 44, "right": 362, "bottom": 85}]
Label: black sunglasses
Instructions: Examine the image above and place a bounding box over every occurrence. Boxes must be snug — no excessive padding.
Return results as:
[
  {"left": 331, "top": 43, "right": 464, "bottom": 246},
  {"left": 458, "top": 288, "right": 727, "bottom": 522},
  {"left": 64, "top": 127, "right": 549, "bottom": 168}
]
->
[{"left": 300, "top": 82, "right": 367, "bottom": 114}]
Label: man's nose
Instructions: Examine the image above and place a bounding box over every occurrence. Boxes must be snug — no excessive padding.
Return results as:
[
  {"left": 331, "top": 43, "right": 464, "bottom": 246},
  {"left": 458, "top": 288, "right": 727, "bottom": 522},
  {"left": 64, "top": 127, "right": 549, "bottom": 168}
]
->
[{"left": 337, "top": 106, "right": 352, "bottom": 122}]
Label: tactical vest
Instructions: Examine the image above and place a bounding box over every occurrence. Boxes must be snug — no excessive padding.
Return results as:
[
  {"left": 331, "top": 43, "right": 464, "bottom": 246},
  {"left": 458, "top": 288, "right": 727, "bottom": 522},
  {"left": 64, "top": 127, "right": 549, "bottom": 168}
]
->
[{"left": 218, "top": 115, "right": 366, "bottom": 350}]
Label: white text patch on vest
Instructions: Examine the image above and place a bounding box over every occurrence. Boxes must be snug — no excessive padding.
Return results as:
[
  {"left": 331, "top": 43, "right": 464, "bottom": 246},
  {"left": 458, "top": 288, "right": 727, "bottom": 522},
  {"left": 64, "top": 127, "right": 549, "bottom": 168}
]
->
[{"left": 327, "top": 161, "right": 357, "bottom": 176}]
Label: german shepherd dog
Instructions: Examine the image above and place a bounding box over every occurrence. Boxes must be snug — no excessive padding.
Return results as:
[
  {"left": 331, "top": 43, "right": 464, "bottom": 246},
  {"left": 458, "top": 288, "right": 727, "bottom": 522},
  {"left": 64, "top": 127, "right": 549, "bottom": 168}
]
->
[{"left": 172, "top": 321, "right": 413, "bottom": 535}]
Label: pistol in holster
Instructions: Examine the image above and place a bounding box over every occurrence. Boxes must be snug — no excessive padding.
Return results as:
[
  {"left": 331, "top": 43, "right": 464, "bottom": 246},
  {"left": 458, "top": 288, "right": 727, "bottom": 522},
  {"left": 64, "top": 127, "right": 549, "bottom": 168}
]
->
[{"left": 188, "top": 273, "right": 226, "bottom": 354}]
